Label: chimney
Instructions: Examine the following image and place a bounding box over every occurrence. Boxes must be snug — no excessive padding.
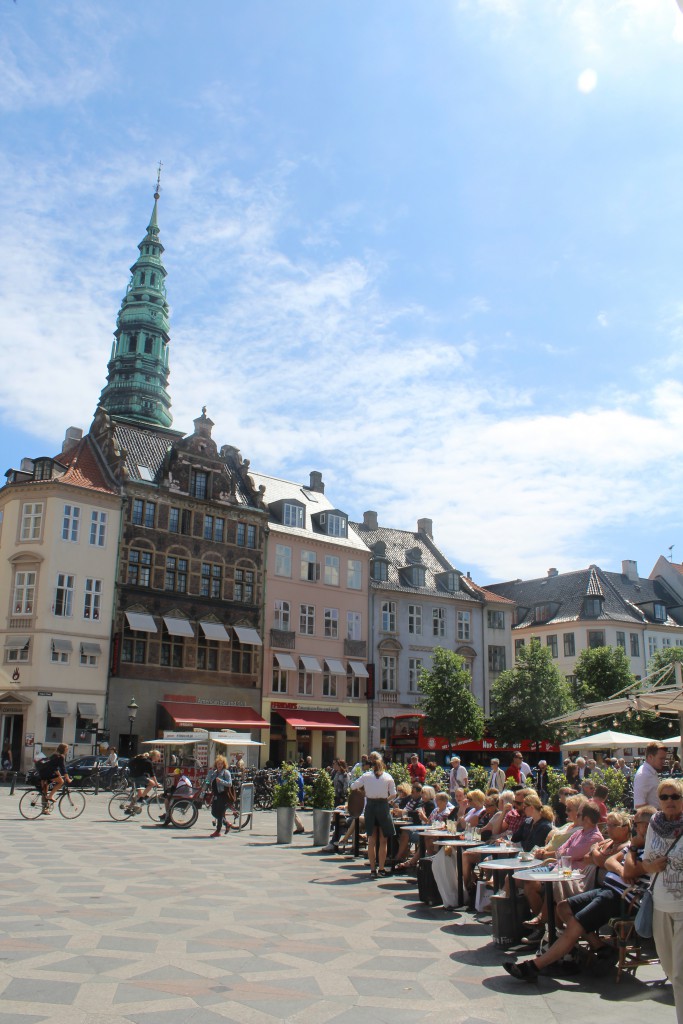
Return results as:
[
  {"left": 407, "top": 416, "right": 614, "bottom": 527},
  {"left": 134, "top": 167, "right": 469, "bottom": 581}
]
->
[
  {"left": 62, "top": 426, "right": 83, "bottom": 452},
  {"left": 622, "top": 559, "right": 639, "bottom": 582},
  {"left": 309, "top": 470, "right": 324, "bottom": 494},
  {"left": 417, "top": 517, "right": 433, "bottom": 539},
  {"left": 547, "top": 567, "right": 558, "bottom": 577},
  {"left": 20, "top": 458, "right": 34, "bottom": 474},
  {"left": 363, "top": 510, "right": 378, "bottom": 530}
]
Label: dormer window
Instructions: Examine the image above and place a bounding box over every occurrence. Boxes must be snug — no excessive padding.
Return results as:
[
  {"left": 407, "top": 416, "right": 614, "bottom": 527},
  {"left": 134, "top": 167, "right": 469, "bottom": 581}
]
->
[
  {"left": 653, "top": 602, "right": 667, "bottom": 622},
  {"left": 534, "top": 603, "right": 555, "bottom": 623},
  {"left": 283, "top": 503, "right": 305, "bottom": 529},
  {"left": 515, "top": 607, "right": 529, "bottom": 626},
  {"left": 436, "top": 571, "right": 460, "bottom": 593},
  {"left": 583, "top": 597, "right": 603, "bottom": 617},
  {"left": 33, "top": 459, "right": 52, "bottom": 481},
  {"left": 325, "top": 513, "right": 346, "bottom": 537},
  {"left": 372, "top": 559, "right": 388, "bottom": 582},
  {"left": 401, "top": 565, "right": 425, "bottom": 587}
]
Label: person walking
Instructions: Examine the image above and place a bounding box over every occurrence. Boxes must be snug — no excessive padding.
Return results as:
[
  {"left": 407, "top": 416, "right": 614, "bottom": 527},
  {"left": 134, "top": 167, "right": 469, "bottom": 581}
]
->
[
  {"left": 644, "top": 778, "right": 683, "bottom": 1024},
  {"left": 486, "top": 758, "right": 506, "bottom": 792},
  {"left": 350, "top": 756, "right": 396, "bottom": 877},
  {"left": 206, "top": 755, "right": 233, "bottom": 837}
]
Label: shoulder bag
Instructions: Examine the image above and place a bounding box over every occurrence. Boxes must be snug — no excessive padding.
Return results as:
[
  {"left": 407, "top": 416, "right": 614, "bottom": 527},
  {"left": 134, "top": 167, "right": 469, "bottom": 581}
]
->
[{"left": 635, "top": 831, "right": 683, "bottom": 938}]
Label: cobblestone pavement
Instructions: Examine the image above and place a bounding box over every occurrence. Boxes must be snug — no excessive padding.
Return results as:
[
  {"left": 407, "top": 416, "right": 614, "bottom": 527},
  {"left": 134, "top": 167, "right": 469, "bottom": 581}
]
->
[{"left": 0, "top": 791, "right": 676, "bottom": 1024}]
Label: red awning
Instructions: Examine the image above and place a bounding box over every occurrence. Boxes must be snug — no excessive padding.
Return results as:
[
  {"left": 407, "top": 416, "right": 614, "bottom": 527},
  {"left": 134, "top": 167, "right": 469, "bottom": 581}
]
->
[
  {"left": 160, "top": 702, "right": 268, "bottom": 729},
  {"left": 277, "top": 709, "right": 359, "bottom": 731}
]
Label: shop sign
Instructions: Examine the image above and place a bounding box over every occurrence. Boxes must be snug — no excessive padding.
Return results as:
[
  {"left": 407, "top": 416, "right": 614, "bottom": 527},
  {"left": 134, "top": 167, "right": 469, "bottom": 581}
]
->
[
  {"left": 38, "top": 691, "right": 53, "bottom": 697},
  {"left": 1, "top": 706, "right": 26, "bottom": 715}
]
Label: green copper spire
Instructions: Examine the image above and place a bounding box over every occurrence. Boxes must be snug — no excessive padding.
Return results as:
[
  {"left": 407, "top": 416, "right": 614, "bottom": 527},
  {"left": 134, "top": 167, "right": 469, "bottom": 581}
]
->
[{"left": 98, "top": 174, "right": 173, "bottom": 428}]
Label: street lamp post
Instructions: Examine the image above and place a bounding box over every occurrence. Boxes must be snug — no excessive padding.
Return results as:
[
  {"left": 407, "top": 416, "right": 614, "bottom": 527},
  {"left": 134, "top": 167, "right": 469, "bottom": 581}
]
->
[{"left": 127, "top": 697, "right": 138, "bottom": 755}]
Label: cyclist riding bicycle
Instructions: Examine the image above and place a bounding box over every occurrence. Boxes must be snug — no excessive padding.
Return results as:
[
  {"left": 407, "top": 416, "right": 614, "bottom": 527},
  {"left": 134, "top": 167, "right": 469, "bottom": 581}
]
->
[
  {"left": 38, "top": 742, "right": 72, "bottom": 813},
  {"left": 127, "top": 749, "right": 162, "bottom": 813}
]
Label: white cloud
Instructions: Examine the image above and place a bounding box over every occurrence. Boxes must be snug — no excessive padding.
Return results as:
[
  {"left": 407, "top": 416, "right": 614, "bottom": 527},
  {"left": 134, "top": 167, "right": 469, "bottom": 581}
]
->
[
  {"left": 577, "top": 68, "right": 598, "bottom": 93},
  {"left": 597, "top": 311, "right": 609, "bottom": 327}
]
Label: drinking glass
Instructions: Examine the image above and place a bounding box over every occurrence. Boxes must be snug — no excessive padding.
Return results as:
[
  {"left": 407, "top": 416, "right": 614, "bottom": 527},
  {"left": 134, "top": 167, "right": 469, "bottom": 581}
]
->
[{"left": 560, "top": 855, "right": 572, "bottom": 878}]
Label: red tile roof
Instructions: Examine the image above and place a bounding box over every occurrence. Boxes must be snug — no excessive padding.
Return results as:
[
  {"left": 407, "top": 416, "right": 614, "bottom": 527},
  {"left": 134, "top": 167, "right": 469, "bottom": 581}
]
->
[{"left": 54, "top": 437, "right": 118, "bottom": 495}]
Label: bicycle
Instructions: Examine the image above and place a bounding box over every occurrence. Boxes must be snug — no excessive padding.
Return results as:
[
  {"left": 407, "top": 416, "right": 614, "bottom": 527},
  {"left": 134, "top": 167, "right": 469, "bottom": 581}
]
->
[
  {"left": 108, "top": 784, "right": 164, "bottom": 822},
  {"left": 19, "top": 781, "right": 86, "bottom": 820},
  {"left": 165, "top": 784, "right": 251, "bottom": 831}
]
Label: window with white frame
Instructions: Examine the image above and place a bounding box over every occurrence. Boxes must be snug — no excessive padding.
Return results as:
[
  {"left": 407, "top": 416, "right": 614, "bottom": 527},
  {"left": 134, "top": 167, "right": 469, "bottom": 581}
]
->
[
  {"left": 648, "top": 636, "right": 658, "bottom": 658},
  {"left": 587, "top": 630, "right": 605, "bottom": 649},
  {"left": 616, "top": 631, "right": 626, "bottom": 649},
  {"left": 298, "top": 670, "right": 313, "bottom": 695},
  {"left": 299, "top": 604, "right": 315, "bottom": 635},
  {"left": 347, "top": 668, "right": 361, "bottom": 699},
  {"left": 62, "top": 504, "right": 81, "bottom": 542},
  {"left": 381, "top": 601, "right": 396, "bottom": 632},
  {"left": 165, "top": 556, "right": 188, "bottom": 593},
  {"left": 300, "top": 549, "right": 319, "bottom": 581},
  {"left": 564, "top": 632, "right": 576, "bottom": 656},
  {"left": 371, "top": 560, "right": 388, "bottom": 581},
  {"left": 327, "top": 514, "right": 347, "bottom": 537},
  {"left": 233, "top": 568, "right": 253, "bottom": 603},
  {"left": 408, "top": 604, "right": 422, "bottom": 635},
  {"left": 546, "top": 634, "right": 558, "bottom": 658},
  {"left": 433, "top": 606, "right": 446, "bottom": 638},
  {"left": 487, "top": 609, "right": 504, "bottom": 629},
  {"left": 514, "top": 638, "right": 525, "bottom": 657},
  {"left": 381, "top": 655, "right": 397, "bottom": 691},
  {"left": 322, "top": 671, "right": 337, "bottom": 697},
  {"left": 283, "top": 503, "right": 304, "bottom": 528},
  {"left": 408, "top": 657, "right": 423, "bottom": 691},
  {"left": 12, "top": 570, "right": 36, "bottom": 614},
  {"left": 6, "top": 639, "right": 30, "bottom": 663},
  {"left": 324, "top": 607, "right": 339, "bottom": 638},
  {"left": 275, "top": 544, "right": 292, "bottom": 577},
  {"left": 456, "top": 610, "right": 470, "bottom": 641},
  {"left": 653, "top": 603, "right": 667, "bottom": 622},
  {"left": 630, "top": 633, "right": 640, "bottom": 657},
  {"left": 662, "top": 636, "right": 672, "bottom": 647},
  {"left": 80, "top": 648, "right": 98, "bottom": 667},
  {"left": 51, "top": 646, "right": 69, "bottom": 665},
  {"left": 54, "top": 573, "right": 74, "bottom": 617},
  {"left": 347, "top": 559, "right": 362, "bottom": 589},
  {"left": 128, "top": 549, "right": 152, "bottom": 587},
  {"left": 347, "top": 611, "right": 361, "bottom": 641},
  {"left": 272, "top": 664, "right": 288, "bottom": 694},
  {"left": 21, "top": 502, "right": 43, "bottom": 541},
  {"left": 90, "top": 510, "right": 108, "bottom": 546},
  {"left": 324, "top": 555, "right": 340, "bottom": 586},
  {"left": 274, "top": 599, "right": 290, "bottom": 631},
  {"left": 83, "top": 578, "right": 102, "bottom": 620}
]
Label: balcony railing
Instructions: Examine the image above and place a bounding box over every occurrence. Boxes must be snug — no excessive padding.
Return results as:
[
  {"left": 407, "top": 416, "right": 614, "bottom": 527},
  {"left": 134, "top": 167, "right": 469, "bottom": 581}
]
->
[
  {"left": 270, "top": 629, "right": 296, "bottom": 650},
  {"left": 377, "top": 691, "right": 398, "bottom": 704}
]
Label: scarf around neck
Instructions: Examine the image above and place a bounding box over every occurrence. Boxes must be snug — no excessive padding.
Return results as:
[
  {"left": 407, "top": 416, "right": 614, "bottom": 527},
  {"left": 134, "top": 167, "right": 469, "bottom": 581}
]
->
[{"left": 651, "top": 809, "right": 683, "bottom": 841}]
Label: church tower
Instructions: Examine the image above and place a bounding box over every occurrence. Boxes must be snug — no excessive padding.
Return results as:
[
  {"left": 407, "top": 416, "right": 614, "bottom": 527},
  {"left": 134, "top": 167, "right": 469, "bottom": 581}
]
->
[{"left": 98, "top": 178, "right": 173, "bottom": 428}]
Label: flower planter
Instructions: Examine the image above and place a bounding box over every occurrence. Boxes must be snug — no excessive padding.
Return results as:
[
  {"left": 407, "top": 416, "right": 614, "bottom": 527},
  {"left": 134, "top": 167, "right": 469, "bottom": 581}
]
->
[
  {"left": 276, "top": 805, "right": 296, "bottom": 844},
  {"left": 312, "top": 808, "right": 334, "bottom": 846}
]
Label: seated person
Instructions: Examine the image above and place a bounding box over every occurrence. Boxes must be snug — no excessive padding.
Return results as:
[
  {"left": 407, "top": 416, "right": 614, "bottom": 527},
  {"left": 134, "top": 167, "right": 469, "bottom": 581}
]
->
[
  {"left": 449, "top": 787, "right": 469, "bottom": 823},
  {"left": 38, "top": 743, "right": 72, "bottom": 811},
  {"left": 551, "top": 785, "right": 579, "bottom": 827},
  {"left": 457, "top": 789, "right": 487, "bottom": 830},
  {"left": 424, "top": 792, "right": 456, "bottom": 854},
  {"left": 494, "top": 789, "right": 529, "bottom": 841},
  {"left": 593, "top": 783, "right": 609, "bottom": 823},
  {"left": 159, "top": 768, "right": 194, "bottom": 826},
  {"left": 534, "top": 795, "right": 585, "bottom": 858},
  {"left": 394, "top": 785, "right": 437, "bottom": 870},
  {"left": 511, "top": 793, "right": 554, "bottom": 850},
  {"left": 463, "top": 792, "right": 512, "bottom": 894},
  {"left": 505, "top": 808, "right": 655, "bottom": 981}
]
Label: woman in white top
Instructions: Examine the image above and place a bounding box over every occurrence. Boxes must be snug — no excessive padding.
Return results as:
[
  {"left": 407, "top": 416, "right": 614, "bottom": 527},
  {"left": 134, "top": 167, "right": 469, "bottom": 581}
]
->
[
  {"left": 351, "top": 758, "right": 396, "bottom": 877},
  {"left": 644, "top": 778, "right": 683, "bottom": 1024}
]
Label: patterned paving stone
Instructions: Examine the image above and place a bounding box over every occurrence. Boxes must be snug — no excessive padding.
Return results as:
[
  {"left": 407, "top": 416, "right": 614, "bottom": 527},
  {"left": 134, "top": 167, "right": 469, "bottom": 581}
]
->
[{"left": 0, "top": 794, "right": 675, "bottom": 1024}]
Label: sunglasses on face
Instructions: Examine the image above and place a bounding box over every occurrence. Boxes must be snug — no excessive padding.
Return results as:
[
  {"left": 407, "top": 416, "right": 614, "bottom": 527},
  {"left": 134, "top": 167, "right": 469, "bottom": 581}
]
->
[{"left": 660, "top": 793, "right": 682, "bottom": 801}]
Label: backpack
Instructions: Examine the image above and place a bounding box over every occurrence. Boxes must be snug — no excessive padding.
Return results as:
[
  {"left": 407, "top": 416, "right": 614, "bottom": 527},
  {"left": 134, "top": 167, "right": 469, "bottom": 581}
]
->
[{"left": 38, "top": 755, "right": 59, "bottom": 780}]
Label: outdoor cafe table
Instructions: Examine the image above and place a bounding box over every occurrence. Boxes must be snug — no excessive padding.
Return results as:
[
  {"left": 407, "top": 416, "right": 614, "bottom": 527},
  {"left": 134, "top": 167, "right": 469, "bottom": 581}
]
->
[
  {"left": 433, "top": 838, "right": 485, "bottom": 908},
  {"left": 513, "top": 866, "right": 583, "bottom": 946},
  {"left": 476, "top": 856, "right": 544, "bottom": 936}
]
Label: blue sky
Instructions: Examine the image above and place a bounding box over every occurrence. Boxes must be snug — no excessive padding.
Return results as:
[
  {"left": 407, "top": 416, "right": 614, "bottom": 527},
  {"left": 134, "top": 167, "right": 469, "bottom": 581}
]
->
[{"left": 2, "top": 0, "right": 683, "bottom": 582}]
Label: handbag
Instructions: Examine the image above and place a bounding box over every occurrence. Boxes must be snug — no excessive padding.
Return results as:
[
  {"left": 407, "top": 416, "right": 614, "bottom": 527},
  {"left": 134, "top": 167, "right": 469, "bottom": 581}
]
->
[
  {"left": 347, "top": 786, "right": 365, "bottom": 818},
  {"left": 635, "top": 830, "right": 683, "bottom": 938}
]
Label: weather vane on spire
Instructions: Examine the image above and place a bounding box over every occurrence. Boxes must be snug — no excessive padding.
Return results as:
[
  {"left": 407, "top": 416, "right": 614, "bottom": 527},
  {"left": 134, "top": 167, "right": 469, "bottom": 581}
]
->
[{"left": 155, "top": 161, "right": 163, "bottom": 200}]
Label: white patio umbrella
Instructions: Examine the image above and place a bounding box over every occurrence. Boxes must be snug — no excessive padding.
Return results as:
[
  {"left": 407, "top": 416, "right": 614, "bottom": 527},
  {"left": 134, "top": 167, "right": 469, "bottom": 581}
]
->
[{"left": 561, "top": 729, "right": 658, "bottom": 751}]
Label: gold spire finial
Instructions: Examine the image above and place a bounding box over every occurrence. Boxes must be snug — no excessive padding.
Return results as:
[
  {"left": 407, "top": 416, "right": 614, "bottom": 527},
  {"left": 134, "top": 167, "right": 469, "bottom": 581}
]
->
[{"left": 155, "top": 161, "right": 163, "bottom": 200}]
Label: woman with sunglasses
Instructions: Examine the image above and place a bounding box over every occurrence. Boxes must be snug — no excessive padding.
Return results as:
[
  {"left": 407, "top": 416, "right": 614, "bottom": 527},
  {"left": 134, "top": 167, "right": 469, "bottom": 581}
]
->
[{"left": 644, "top": 778, "right": 683, "bottom": 1024}]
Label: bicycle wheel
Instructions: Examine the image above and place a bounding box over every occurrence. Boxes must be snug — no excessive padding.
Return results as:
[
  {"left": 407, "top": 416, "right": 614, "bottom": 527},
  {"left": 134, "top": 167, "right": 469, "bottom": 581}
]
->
[
  {"left": 168, "top": 799, "right": 199, "bottom": 829},
  {"left": 146, "top": 793, "right": 164, "bottom": 822},
  {"left": 109, "top": 792, "right": 136, "bottom": 821},
  {"left": 59, "top": 789, "right": 86, "bottom": 819},
  {"left": 112, "top": 770, "right": 130, "bottom": 792},
  {"left": 19, "top": 790, "right": 45, "bottom": 820},
  {"left": 232, "top": 813, "right": 252, "bottom": 831}
]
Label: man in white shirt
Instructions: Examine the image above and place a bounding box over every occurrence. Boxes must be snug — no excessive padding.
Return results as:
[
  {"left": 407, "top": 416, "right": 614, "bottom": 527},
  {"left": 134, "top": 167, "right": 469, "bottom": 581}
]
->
[
  {"left": 633, "top": 743, "right": 667, "bottom": 809},
  {"left": 520, "top": 758, "right": 532, "bottom": 780},
  {"left": 449, "top": 756, "right": 468, "bottom": 796},
  {"left": 487, "top": 758, "right": 506, "bottom": 791}
]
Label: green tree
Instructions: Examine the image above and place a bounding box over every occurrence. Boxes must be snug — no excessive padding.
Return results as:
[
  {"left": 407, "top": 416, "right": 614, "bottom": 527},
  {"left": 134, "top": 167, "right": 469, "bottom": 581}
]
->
[
  {"left": 574, "top": 645, "right": 635, "bottom": 704},
  {"left": 417, "top": 647, "right": 485, "bottom": 745},
  {"left": 489, "top": 638, "right": 575, "bottom": 745}
]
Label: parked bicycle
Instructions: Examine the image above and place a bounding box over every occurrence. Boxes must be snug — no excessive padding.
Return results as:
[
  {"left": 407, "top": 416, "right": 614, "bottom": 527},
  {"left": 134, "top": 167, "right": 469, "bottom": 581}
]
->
[
  {"left": 19, "top": 781, "right": 86, "bottom": 820},
  {"left": 163, "top": 781, "right": 252, "bottom": 831},
  {"left": 108, "top": 785, "right": 164, "bottom": 822}
]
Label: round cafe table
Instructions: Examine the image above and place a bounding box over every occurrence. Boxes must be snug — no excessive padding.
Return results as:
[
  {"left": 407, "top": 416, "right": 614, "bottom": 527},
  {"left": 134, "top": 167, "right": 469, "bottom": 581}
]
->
[
  {"left": 513, "top": 867, "right": 583, "bottom": 946},
  {"left": 476, "top": 856, "right": 544, "bottom": 936}
]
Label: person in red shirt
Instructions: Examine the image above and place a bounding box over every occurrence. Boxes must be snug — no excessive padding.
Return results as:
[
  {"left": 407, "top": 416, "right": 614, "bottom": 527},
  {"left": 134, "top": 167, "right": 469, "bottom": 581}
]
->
[
  {"left": 408, "top": 754, "right": 427, "bottom": 784},
  {"left": 505, "top": 751, "right": 524, "bottom": 785}
]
